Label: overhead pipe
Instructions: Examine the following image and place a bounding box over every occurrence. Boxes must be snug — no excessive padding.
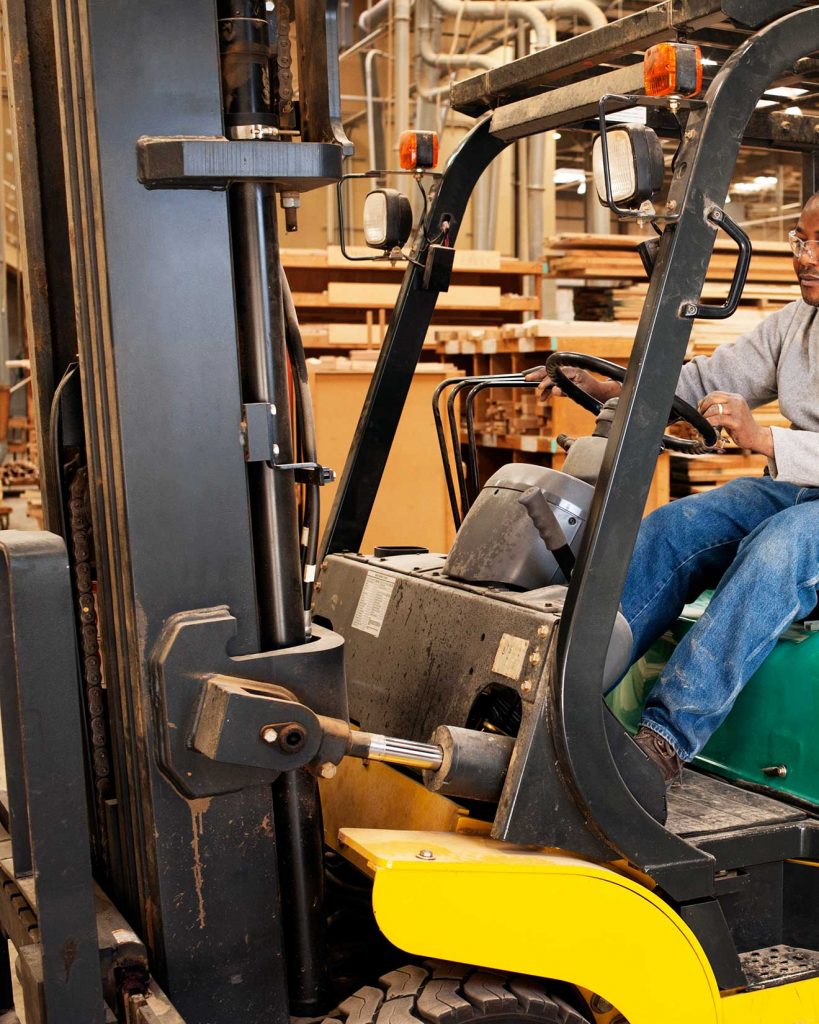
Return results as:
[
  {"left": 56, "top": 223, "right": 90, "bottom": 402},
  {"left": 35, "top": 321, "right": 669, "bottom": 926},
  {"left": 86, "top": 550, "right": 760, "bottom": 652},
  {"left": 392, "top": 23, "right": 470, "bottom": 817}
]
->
[
  {"left": 363, "top": 49, "right": 388, "bottom": 173},
  {"left": 415, "top": 0, "right": 443, "bottom": 126},
  {"left": 428, "top": 0, "right": 550, "bottom": 48},
  {"left": 419, "top": 32, "right": 496, "bottom": 71},
  {"left": 533, "top": 0, "right": 607, "bottom": 30},
  {"left": 358, "top": 0, "right": 392, "bottom": 34},
  {"left": 395, "top": 0, "right": 413, "bottom": 149}
]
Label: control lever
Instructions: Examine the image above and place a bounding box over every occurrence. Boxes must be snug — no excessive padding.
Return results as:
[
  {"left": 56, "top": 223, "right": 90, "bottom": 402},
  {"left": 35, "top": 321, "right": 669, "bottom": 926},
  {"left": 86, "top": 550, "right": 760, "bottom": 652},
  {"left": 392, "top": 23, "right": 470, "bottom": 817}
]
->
[{"left": 518, "top": 486, "right": 575, "bottom": 580}]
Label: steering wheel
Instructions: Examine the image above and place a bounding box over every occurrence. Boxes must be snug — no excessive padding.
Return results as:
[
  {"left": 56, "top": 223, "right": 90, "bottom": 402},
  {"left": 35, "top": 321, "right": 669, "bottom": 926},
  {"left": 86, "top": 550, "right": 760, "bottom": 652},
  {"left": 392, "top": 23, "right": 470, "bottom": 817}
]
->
[{"left": 545, "top": 351, "right": 719, "bottom": 455}]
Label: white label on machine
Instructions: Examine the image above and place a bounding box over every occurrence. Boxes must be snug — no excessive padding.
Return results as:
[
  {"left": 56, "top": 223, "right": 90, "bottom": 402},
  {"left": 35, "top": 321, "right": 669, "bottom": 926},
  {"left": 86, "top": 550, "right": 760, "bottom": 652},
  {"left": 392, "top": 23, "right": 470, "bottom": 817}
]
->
[
  {"left": 352, "top": 571, "right": 397, "bottom": 638},
  {"left": 492, "top": 633, "right": 530, "bottom": 680}
]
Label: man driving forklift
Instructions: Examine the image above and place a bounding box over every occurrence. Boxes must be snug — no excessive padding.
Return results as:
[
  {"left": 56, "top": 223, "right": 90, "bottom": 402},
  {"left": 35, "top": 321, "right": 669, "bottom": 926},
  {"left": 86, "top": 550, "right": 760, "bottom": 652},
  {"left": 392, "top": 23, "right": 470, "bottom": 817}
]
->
[{"left": 530, "top": 192, "right": 819, "bottom": 791}]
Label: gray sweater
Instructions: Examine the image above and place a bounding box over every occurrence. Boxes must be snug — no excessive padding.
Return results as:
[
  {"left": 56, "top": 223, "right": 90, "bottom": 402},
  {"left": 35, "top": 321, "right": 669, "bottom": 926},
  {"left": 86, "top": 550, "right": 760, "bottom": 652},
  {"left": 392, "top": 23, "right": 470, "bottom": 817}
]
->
[{"left": 677, "top": 299, "right": 819, "bottom": 487}]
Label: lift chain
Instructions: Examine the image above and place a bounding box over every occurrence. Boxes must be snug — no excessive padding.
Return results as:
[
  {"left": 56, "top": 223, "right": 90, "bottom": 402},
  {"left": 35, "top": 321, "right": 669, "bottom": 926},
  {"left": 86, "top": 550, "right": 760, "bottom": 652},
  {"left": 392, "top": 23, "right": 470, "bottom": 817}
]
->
[
  {"left": 68, "top": 468, "right": 114, "bottom": 835},
  {"left": 274, "top": 0, "right": 296, "bottom": 128}
]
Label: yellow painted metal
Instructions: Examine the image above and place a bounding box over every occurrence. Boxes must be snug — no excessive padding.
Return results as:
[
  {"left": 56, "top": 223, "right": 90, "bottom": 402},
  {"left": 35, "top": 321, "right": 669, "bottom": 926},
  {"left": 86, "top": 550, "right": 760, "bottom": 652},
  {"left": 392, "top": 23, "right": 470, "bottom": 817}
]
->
[
  {"left": 721, "top": 976, "right": 819, "bottom": 1022},
  {"left": 319, "top": 756, "right": 481, "bottom": 860},
  {"left": 340, "top": 828, "right": 723, "bottom": 1024}
]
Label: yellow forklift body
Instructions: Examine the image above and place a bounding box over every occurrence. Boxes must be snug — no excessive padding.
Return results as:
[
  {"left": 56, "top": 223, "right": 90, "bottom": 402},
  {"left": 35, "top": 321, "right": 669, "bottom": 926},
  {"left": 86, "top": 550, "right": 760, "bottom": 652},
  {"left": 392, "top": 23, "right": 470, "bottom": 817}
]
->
[{"left": 340, "top": 828, "right": 819, "bottom": 1024}]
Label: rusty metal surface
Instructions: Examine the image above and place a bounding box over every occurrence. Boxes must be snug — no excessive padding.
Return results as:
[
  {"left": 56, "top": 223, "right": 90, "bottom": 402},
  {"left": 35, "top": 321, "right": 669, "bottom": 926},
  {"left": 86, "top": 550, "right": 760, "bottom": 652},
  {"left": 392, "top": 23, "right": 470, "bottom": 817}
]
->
[
  {"left": 44, "top": 1, "right": 291, "bottom": 1019},
  {"left": 0, "top": 533, "right": 104, "bottom": 1021},
  {"left": 0, "top": 0, "right": 78, "bottom": 529}
]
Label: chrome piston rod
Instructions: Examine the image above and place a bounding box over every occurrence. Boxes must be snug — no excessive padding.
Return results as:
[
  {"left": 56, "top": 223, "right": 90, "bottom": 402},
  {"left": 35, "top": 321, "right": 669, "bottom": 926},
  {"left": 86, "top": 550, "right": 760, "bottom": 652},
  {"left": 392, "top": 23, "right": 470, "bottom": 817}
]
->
[{"left": 348, "top": 731, "right": 444, "bottom": 771}]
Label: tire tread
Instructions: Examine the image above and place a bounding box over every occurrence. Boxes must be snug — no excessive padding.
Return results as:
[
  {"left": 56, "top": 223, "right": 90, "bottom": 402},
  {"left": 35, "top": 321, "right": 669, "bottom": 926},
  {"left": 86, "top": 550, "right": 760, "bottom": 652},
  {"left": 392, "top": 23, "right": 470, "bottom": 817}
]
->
[{"left": 331, "top": 963, "right": 590, "bottom": 1024}]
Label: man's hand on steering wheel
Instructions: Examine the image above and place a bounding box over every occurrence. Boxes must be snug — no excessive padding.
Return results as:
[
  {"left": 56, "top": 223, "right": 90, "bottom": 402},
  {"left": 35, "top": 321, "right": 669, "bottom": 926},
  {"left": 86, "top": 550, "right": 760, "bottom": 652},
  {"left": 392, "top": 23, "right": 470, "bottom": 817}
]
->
[
  {"left": 524, "top": 365, "right": 622, "bottom": 403},
  {"left": 698, "top": 391, "right": 774, "bottom": 457}
]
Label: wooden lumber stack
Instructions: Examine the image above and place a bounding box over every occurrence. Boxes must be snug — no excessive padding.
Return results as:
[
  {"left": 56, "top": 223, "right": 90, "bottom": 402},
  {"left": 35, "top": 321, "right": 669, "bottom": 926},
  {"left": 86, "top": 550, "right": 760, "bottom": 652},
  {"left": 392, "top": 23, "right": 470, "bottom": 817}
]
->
[
  {"left": 670, "top": 452, "right": 769, "bottom": 497},
  {"left": 547, "top": 233, "right": 801, "bottom": 333},
  {"left": 546, "top": 233, "right": 796, "bottom": 284},
  {"left": 279, "top": 247, "right": 540, "bottom": 349}
]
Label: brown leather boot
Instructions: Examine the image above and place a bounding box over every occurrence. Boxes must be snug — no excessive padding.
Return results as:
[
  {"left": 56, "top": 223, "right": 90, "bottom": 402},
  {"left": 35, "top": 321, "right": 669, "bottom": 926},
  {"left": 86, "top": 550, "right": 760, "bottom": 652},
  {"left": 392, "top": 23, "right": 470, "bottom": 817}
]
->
[{"left": 634, "top": 726, "right": 684, "bottom": 789}]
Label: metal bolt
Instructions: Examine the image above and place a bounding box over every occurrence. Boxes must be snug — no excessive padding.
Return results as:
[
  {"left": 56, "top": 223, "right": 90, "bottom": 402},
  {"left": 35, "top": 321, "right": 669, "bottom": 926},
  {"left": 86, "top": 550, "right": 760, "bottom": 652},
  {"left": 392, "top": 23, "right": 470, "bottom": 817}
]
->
[
  {"left": 416, "top": 849, "right": 435, "bottom": 860},
  {"left": 537, "top": 625, "right": 549, "bottom": 637},
  {"left": 686, "top": 304, "right": 698, "bottom": 316},
  {"left": 666, "top": 199, "right": 678, "bottom": 211},
  {"left": 763, "top": 764, "right": 788, "bottom": 778},
  {"left": 278, "top": 722, "right": 308, "bottom": 754},
  {"left": 529, "top": 651, "right": 541, "bottom": 665},
  {"left": 260, "top": 726, "right": 278, "bottom": 744},
  {"left": 320, "top": 762, "right": 337, "bottom": 779},
  {"left": 521, "top": 680, "right": 532, "bottom": 694},
  {"left": 272, "top": 443, "right": 280, "bottom": 456}
]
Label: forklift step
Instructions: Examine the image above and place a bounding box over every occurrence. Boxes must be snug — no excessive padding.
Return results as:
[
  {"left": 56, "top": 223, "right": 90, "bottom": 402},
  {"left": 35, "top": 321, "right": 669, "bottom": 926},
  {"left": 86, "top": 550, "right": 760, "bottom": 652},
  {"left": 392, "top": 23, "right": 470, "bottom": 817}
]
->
[
  {"left": 666, "top": 770, "right": 804, "bottom": 839},
  {"left": 740, "top": 945, "right": 819, "bottom": 990}
]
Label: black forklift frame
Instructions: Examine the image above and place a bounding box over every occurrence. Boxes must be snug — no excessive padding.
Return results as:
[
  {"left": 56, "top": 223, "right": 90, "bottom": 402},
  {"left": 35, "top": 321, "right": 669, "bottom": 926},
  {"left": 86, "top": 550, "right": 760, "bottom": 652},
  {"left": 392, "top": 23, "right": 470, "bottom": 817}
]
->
[
  {"left": 323, "top": 4, "right": 819, "bottom": 903},
  {"left": 1, "top": 1, "right": 819, "bottom": 1021}
]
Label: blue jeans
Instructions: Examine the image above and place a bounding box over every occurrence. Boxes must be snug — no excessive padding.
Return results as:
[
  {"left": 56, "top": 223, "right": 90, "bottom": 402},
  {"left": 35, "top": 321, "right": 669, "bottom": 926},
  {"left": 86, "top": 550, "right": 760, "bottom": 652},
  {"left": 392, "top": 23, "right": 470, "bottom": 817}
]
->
[{"left": 619, "top": 476, "right": 819, "bottom": 761}]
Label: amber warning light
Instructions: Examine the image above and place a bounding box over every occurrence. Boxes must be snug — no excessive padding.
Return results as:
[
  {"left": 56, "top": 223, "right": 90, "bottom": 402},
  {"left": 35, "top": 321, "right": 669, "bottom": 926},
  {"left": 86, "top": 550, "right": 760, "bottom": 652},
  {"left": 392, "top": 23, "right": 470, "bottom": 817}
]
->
[
  {"left": 399, "top": 130, "right": 439, "bottom": 171},
  {"left": 644, "top": 42, "right": 703, "bottom": 98}
]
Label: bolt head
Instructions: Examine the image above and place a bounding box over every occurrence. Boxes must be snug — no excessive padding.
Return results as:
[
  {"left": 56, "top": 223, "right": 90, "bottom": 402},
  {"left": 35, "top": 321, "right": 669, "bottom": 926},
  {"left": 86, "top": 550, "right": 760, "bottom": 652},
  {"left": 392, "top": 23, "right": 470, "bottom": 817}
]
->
[
  {"left": 537, "top": 625, "right": 549, "bottom": 637},
  {"left": 261, "top": 726, "right": 278, "bottom": 744},
  {"left": 272, "top": 443, "right": 280, "bottom": 456},
  {"left": 320, "top": 762, "right": 337, "bottom": 779},
  {"left": 416, "top": 849, "right": 435, "bottom": 860},
  {"left": 529, "top": 651, "right": 541, "bottom": 665},
  {"left": 521, "top": 680, "right": 532, "bottom": 694},
  {"left": 686, "top": 304, "right": 698, "bottom": 316}
]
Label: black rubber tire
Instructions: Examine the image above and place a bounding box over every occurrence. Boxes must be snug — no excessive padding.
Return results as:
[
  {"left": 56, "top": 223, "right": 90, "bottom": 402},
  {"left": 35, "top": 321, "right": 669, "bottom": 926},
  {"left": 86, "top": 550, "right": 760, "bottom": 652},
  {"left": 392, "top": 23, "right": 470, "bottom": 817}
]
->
[{"left": 326, "top": 961, "right": 589, "bottom": 1024}]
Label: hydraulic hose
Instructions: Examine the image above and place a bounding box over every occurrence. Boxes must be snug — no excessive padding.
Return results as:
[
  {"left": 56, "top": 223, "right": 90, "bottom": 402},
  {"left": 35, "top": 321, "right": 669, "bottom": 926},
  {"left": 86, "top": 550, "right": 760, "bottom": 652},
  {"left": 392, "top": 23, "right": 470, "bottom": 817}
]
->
[{"left": 280, "top": 264, "right": 320, "bottom": 631}]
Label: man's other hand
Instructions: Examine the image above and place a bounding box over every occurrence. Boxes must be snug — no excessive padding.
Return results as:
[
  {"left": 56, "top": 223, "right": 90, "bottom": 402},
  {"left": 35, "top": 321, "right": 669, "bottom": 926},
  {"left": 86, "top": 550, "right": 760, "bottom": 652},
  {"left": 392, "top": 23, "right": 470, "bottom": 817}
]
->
[
  {"left": 699, "top": 391, "right": 774, "bottom": 456},
  {"left": 524, "top": 365, "right": 622, "bottom": 403}
]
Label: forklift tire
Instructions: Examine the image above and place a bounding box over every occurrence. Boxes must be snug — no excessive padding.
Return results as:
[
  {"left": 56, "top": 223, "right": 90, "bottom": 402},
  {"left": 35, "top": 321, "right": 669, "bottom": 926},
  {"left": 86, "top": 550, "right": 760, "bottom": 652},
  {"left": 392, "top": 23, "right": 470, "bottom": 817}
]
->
[{"left": 328, "top": 961, "right": 589, "bottom": 1024}]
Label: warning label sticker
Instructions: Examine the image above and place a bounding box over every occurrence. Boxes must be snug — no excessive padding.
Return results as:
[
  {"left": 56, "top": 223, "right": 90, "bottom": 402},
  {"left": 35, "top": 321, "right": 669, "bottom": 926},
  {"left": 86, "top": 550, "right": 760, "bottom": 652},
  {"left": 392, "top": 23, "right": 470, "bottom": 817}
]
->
[
  {"left": 352, "top": 570, "right": 397, "bottom": 638},
  {"left": 492, "top": 633, "right": 530, "bottom": 681}
]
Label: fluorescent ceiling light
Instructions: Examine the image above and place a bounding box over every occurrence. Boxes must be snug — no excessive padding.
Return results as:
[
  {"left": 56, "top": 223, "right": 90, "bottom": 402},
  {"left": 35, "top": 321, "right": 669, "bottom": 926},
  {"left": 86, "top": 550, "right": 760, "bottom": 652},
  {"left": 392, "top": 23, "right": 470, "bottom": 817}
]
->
[
  {"left": 732, "top": 175, "right": 778, "bottom": 195},
  {"left": 554, "top": 168, "right": 586, "bottom": 185},
  {"left": 765, "top": 86, "right": 808, "bottom": 98},
  {"left": 605, "top": 106, "right": 647, "bottom": 125}
]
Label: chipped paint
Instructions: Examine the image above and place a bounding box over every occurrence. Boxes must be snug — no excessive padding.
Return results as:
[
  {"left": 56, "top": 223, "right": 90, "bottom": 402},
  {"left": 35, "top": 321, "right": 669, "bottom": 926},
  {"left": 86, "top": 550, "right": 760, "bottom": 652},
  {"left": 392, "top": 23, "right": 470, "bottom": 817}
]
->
[{"left": 189, "top": 797, "right": 212, "bottom": 929}]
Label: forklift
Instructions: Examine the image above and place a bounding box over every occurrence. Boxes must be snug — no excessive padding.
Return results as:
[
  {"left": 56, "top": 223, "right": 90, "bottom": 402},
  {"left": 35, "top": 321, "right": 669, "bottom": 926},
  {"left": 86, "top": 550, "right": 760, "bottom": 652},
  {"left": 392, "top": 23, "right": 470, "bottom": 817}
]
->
[{"left": 4, "top": 1, "right": 819, "bottom": 1023}]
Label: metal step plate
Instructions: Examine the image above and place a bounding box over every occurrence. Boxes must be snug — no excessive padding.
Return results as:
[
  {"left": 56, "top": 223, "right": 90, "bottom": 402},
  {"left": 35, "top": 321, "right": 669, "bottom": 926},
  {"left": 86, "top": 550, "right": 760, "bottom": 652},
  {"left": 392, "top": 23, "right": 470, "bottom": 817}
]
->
[{"left": 740, "top": 945, "right": 819, "bottom": 990}]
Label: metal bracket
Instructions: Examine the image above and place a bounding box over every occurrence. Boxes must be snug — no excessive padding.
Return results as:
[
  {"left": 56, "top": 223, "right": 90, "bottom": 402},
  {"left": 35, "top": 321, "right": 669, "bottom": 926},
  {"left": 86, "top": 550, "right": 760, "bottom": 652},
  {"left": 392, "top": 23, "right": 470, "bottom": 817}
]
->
[
  {"left": 137, "top": 136, "right": 342, "bottom": 191},
  {"left": 192, "top": 675, "right": 330, "bottom": 771},
  {"left": 275, "top": 461, "right": 336, "bottom": 485},
  {"left": 150, "top": 606, "right": 349, "bottom": 798},
  {"left": 242, "top": 402, "right": 279, "bottom": 463}
]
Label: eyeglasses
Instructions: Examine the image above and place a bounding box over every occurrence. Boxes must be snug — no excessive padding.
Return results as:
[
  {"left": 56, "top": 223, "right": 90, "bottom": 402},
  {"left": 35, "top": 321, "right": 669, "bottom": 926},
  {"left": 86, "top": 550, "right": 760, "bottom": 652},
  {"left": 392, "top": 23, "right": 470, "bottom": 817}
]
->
[{"left": 788, "top": 230, "right": 819, "bottom": 261}]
